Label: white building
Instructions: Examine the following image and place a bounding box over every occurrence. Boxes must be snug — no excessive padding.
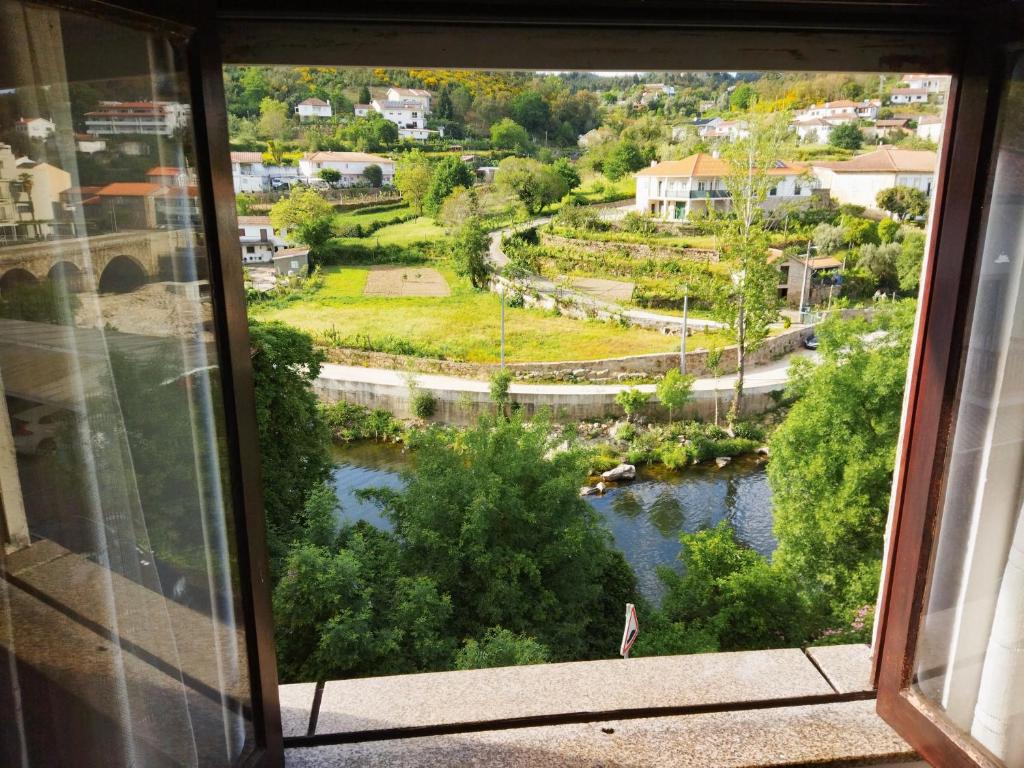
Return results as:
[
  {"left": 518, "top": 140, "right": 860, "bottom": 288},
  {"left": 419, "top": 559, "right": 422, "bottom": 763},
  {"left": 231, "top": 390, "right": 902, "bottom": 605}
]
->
[
  {"left": 699, "top": 119, "right": 749, "bottom": 142},
  {"left": 0, "top": 143, "right": 72, "bottom": 242},
  {"left": 353, "top": 88, "right": 437, "bottom": 140},
  {"left": 74, "top": 134, "right": 107, "bottom": 154},
  {"left": 295, "top": 97, "right": 332, "bottom": 119},
  {"left": 237, "top": 215, "right": 295, "bottom": 264},
  {"left": 889, "top": 88, "right": 929, "bottom": 105},
  {"left": 353, "top": 103, "right": 372, "bottom": 117},
  {"left": 916, "top": 115, "right": 944, "bottom": 143},
  {"left": 634, "top": 153, "right": 813, "bottom": 221},
  {"left": 791, "top": 116, "right": 849, "bottom": 144},
  {"left": 14, "top": 117, "right": 55, "bottom": 140},
  {"left": 298, "top": 151, "right": 395, "bottom": 186},
  {"left": 84, "top": 100, "right": 191, "bottom": 136},
  {"left": 386, "top": 87, "right": 431, "bottom": 113},
  {"left": 231, "top": 151, "right": 269, "bottom": 193},
  {"left": 799, "top": 99, "right": 880, "bottom": 120},
  {"left": 811, "top": 148, "right": 937, "bottom": 211},
  {"left": 904, "top": 74, "right": 950, "bottom": 94}
]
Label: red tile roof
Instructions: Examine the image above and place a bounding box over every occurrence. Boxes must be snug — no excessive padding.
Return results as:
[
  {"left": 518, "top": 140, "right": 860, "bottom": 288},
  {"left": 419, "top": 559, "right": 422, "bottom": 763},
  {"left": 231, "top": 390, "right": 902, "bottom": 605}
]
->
[
  {"left": 96, "top": 182, "right": 164, "bottom": 197},
  {"left": 636, "top": 153, "right": 805, "bottom": 178},
  {"left": 230, "top": 151, "right": 264, "bottom": 163},
  {"left": 145, "top": 166, "right": 182, "bottom": 177},
  {"left": 813, "top": 148, "right": 937, "bottom": 173}
]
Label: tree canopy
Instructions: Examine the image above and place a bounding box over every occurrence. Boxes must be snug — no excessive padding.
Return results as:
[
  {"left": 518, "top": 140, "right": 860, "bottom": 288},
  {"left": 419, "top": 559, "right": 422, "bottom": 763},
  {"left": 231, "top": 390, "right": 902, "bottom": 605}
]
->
[
  {"left": 269, "top": 187, "right": 335, "bottom": 263},
  {"left": 495, "top": 157, "right": 569, "bottom": 215}
]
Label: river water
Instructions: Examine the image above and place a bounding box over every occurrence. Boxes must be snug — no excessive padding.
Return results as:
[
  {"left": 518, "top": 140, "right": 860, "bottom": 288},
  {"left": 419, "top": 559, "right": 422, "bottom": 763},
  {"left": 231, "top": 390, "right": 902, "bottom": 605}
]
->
[{"left": 330, "top": 442, "right": 776, "bottom": 603}]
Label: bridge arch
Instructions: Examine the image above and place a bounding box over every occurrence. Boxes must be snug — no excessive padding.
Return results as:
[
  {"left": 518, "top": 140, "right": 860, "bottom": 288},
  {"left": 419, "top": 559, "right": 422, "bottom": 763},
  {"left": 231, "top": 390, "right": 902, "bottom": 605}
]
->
[
  {"left": 47, "top": 261, "right": 85, "bottom": 293},
  {"left": 0, "top": 268, "right": 39, "bottom": 296},
  {"left": 98, "top": 255, "right": 146, "bottom": 294}
]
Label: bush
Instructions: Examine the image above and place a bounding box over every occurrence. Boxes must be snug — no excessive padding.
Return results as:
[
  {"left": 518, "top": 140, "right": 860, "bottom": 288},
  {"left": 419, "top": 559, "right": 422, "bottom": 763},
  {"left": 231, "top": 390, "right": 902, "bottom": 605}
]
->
[
  {"left": 553, "top": 203, "right": 609, "bottom": 232},
  {"left": 411, "top": 389, "right": 438, "bottom": 419},
  {"left": 455, "top": 627, "right": 550, "bottom": 670},
  {"left": 621, "top": 210, "right": 659, "bottom": 236},
  {"left": 320, "top": 401, "right": 403, "bottom": 442},
  {"left": 732, "top": 421, "right": 766, "bottom": 442}
]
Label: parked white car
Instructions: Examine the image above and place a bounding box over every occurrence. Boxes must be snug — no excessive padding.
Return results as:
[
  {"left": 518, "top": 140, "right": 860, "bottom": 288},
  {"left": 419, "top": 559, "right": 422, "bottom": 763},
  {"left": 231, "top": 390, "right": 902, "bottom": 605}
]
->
[{"left": 11, "top": 404, "right": 67, "bottom": 455}]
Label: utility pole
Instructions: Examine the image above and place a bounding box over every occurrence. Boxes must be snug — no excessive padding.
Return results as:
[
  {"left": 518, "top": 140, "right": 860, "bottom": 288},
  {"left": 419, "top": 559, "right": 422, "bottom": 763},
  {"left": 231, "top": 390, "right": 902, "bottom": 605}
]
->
[{"left": 679, "top": 286, "right": 689, "bottom": 374}]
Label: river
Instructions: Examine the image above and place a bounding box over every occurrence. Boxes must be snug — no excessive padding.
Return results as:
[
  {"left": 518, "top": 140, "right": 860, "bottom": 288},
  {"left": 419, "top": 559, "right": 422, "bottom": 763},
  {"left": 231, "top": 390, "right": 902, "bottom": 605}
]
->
[{"left": 330, "top": 442, "right": 776, "bottom": 603}]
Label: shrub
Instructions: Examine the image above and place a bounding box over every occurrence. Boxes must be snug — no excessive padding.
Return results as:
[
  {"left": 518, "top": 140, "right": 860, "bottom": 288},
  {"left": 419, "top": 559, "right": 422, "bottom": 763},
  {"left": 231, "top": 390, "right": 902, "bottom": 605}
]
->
[
  {"left": 732, "top": 421, "right": 766, "bottom": 442},
  {"left": 411, "top": 389, "right": 438, "bottom": 419},
  {"left": 320, "top": 401, "right": 403, "bottom": 442},
  {"left": 622, "top": 210, "right": 659, "bottom": 236},
  {"left": 455, "top": 627, "right": 550, "bottom": 670},
  {"left": 615, "top": 387, "right": 651, "bottom": 422}
]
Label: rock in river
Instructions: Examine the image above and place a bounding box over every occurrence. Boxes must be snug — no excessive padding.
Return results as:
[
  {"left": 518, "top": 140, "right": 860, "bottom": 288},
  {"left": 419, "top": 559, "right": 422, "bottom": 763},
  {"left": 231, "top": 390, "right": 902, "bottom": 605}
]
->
[
  {"left": 715, "top": 456, "right": 732, "bottom": 468},
  {"left": 601, "top": 463, "right": 637, "bottom": 482}
]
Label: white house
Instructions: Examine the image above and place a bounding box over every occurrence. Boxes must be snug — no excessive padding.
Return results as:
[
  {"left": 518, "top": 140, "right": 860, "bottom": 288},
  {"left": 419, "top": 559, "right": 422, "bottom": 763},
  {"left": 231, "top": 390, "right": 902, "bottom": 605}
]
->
[
  {"left": 798, "top": 99, "right": 880, "bottom": 121},
  {"left": 15, "top": 117, "right": 55, "bottom": 140},
  {"left": 811, "top": 147, "right": 937, "bottom": 211},
  {"left": 699, "top": 120, "right": 749, "bottom": 142},
  {"left": 791, "top": 116, "right": 843, "bottom": 144},
  {"left": 889, "top": 88, "right": 929, "bottom": 105},
  {"left": 634, "top": 153, "right": 813, "bottom": 221},
  {"left": 0, "top": 144, "right": 72, "bottom": 242},
  {"left": 237, "top": 215, "right": 295, "bottom": 264},
  {"left": 353, "top": 103, "right": 372, "bottom": 117},
  {"left": 74, "top": 134, "right": 107, "bottom": 154},
  {"left": 916, "top": 115, "right": 944, "bottom": 143},
  {"left": 904, "top": 74, "right": 950, "bottom": 94},
  {"left": 295, "top": 97, "right": 332, "bottom": 119},
  {"left": 386, "top": 87, "right": 431, "bottom": 113},
  {"left": 864, "top": 119, "right": 911, "bottom": 141},
  {"left": 84, "top": 100, "right": 190, "bottom": 136},
  {"left": 298, "top": 151, "right": 395, "bottom": 186},
  {"left": 231, "top": 151, "right": 269, "bottom": 193}
]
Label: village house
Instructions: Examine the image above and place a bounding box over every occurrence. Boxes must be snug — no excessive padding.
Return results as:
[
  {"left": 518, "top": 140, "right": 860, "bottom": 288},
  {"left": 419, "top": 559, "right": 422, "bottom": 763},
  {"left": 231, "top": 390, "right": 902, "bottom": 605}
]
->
[
  {"left": 772, "top": 249, "right": 844, "bottom": 308},
  {"left": 386, "top": 87, "right": 431, "bottom": 112},
  {"left": 789, "top": 113, "right": 859, "bottom": 143},
  {"left": 294, "top": 97, "right": 332, "bottom": 119},
  {"left": 811, "top": 147, "right": 937, "bottom": 211},
  {"left": 634, "top": 153, "right": 813, "bottom": 221},
  {"left": 903, "top": 74, "right": 950, "bottom": 94},
  {"left": 298, "top": 151, "right": 395, "bottom": 185},
  {"left": 145, "top": 166, "right": 195, "bottom": 188},
  {"left": 74, "top": 134, "right": 107, "bottom": 154},
  {"left": 231, "top": 151, "right": 269, "bottom": 192},
  {"left": 237, "top": 215, "right": 296, "bottom": 264},
  {"left": 84, "top": 100, "right": 191, "bottom": 136},
  {"left": 888, "top": 87, "right": 929, "bottom": 105},
  {"left": 864, "top": 118, "right": 911, "bottom": 141},
  {"left": 916, "top": 114, "right": 943, "bottom": 143},
  {"left": 14, "top": 117, "right": 55, "bottom": 140},
  {"left": 640, "top": 83, "right": 676, "bottom": 106},
  {"left": 698, "top": 119, "right": 749, "bottom": 141},
  {"left": 356, "top": 90, "right": 436, "bottom": 140},
  {"left": 0, "top": 144, "right": 72, "bottom": 242},
  {"left": 798, "top": 99, "right": 880, "bottom": 120}
]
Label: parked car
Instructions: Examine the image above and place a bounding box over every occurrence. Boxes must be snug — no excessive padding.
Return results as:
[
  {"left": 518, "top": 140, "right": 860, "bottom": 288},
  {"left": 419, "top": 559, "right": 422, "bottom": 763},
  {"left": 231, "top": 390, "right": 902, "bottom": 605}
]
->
[
  {"left": 307, "top": 178, "right": 330, "bottom": 191},
  {"left": 803, "top": 335, "right": 820, "bottom": 350},
  {"left": 10, "top": 404, "right": 69, "bottom": 455}
]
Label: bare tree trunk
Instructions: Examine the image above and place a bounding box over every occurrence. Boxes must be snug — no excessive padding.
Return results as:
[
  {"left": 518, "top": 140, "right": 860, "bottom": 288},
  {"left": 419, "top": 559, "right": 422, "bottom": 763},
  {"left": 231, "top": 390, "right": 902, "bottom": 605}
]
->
[{"left": 729, "top": 302, "right": 746, "bottom": 427}]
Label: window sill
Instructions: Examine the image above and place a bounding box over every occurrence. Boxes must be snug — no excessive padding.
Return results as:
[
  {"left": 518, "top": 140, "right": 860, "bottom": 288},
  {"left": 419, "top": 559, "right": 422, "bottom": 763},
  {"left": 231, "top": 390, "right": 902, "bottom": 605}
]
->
[{"left": 281, "top": 645, "right": 920, "bottom": 767}]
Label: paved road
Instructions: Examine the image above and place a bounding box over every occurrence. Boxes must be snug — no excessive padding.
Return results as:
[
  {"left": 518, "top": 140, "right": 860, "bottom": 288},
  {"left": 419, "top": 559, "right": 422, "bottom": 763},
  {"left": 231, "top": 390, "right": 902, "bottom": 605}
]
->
[
  {"left": 319, "top": 348, "right": 818, "bottom": 396},
  {"left": 487, "top": 219, "right": 726, "bottom": 331}
]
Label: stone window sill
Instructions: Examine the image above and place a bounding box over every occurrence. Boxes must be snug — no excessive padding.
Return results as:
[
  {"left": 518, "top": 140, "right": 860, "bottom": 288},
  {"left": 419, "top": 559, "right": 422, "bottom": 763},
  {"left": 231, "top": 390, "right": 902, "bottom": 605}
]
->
[{"left": 281, "top": 645, "right": 922, "bottom": 767}]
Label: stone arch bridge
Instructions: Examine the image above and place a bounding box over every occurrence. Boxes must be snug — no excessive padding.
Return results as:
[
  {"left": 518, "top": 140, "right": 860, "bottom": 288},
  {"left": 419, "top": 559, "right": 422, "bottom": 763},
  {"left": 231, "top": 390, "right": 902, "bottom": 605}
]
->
[{"left": 0, "top": 229, "right": 198, "bottom": 295}]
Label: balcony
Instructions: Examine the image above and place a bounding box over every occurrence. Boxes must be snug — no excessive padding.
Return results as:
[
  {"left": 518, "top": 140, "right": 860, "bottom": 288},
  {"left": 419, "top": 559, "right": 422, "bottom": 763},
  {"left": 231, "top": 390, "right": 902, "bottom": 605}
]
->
[{"left": 689, "top": 189, "right": 731, "bottom": 199}]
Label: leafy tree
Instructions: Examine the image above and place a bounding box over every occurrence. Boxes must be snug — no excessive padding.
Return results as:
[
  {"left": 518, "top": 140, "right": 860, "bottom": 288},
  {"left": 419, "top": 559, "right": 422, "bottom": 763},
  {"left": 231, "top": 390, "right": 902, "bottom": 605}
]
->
[
  {"left": 318, "top": 168, "right": 341, "bottom": 184},
  {"left": 768, "top": 302, "right": 914, "bottom": 626},
  {"left": 372, "top": 118, "right": 399, "bottom": 147},
  {"left": 615, "top": 387, "right": 651, "bottom": 423},
  {"left": 490, "top": 118, "right": 532, "bottom": 154},
  {"left": 257, "top": 97, "right": 291, "bottom": 142},
  {"left": 439, "top": 186, "right": 481, "bottom": 232},
  {"left": 455, "top": 627, "right": 550, "bottom": 670},
  {"left": 656, "top": 368, "right": 695, "bottom": 423},
  {"left": 495, "top": 157, "right": 569, "bottom": 215},
  {"left": 550, "top": 157, "right": 581, "bottom": 193},
  {"left": 706, "top": 347, "right": 725, "bottom": 426},
  {"left": 363, "top": 415, "right": 639, "bottom": 661},
  {"left": 269, "top": 187, "right": 335, "bottom": 264},
  {"left": 710, "top": 114, "right": 787, "bottom": 425},
  {"left": 358, "top": 85, "right": 372, "bottom": 104},
  {"left": 236, "top": 193, "right": 257, "bottom": 216},
  {"left": 856, "top": 242, "right": 901, "bottom": 291},
  {"left": 424, "top": 155, "right": 475, "bottom": 217},
  {"left": 362, "top": 164, "right": 383, "bottom": 187},
  {"left": 828, "top": 122, "right": 863, "bottom": 150},
  {"left": 877, "top": 217, "right": 900, "bottom": 244},
  {"left": 812, "top": 222, "right": 846, "bottom": 254},
  {"left": 897, "top": 229, "right": 926, "bottom": 293},
  {"left": 0, "top": 279, "right": 76, "bottom": 325},
  {"left": 729, "top": 83, "right": 756, "bottom": 111},
  {"left": 840, "top": 214, "right": 880, "bottom": 247},
  {"left": 436, "top": 86, "right": 454, "bottom": 120},
  {"left": 876, "top": 185, "right": 929, "bottom": 221},
  {"left": 489, "top": 368, "right": 513, "bottom": 416},
  {"left": 511, "top": 91, "right": 551, "bottom": 135},
  {"left": 602, "top": 140, "right": 645, "bottom": 181},
  {"left": 249, "top": 320, "right": 332, "bottom": 572},
  {"left": 840, "top": 81, "right": 864, "bottom": 100},
  {"left": 394, "top": 149, "right": 433, "bottom": 214},
  {"left": 453, "top": 217, "right": 490, "bottom": 290}
]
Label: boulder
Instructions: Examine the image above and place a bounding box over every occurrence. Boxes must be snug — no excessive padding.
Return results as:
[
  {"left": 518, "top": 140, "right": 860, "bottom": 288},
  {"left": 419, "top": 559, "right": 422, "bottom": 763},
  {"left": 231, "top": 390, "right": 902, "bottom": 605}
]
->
[
  {"left": 579, "top": 485, "right": 599, "bottom": 496},
  {"left": 715, "top": 456, "right": 732, "bottom": 468},
  {"left": 601, "top": 463, "right": 637, "bottom": 482},
  {"left": 756, "top": 445, "right": 770, "bottom": 457},
  {"left": 596, "top": 482, "right": 607, "bottom": 494}
]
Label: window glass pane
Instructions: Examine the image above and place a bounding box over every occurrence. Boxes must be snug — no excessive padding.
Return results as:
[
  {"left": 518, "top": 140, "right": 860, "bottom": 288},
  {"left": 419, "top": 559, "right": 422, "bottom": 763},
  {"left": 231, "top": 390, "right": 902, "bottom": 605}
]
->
[
  {"left": 0, "top": 3, "right": 254, "bottom": 766},
  {"left": 913, "top": 53, "right": 1024, "bottom": 767}
]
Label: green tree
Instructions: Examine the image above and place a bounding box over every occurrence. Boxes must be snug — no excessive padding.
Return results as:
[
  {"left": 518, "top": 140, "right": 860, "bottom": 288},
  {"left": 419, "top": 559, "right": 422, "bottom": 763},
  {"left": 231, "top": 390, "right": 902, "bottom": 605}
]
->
[
  {"left": 856, "top": 242, "right": 901, "bottom": 291},
  {"left": 550, "top": 157, "right": 581, "bottom": 193},
  {"left": 318, "top": 168, "right": 341, "bottom": 185},
  {"left": 897, "top": 229, "right": 926, "bottom": 293},
  {"left": 768, "top": 302, "right": 914, "bottom": 626},
  {"left": 490, "top": 118, "right": 532, "bottom": 154},
  {"left": 876, "top": 185, "right": 929, "bottom": 221},
  {"left": 602, "top": 140, "right": 645, "bottom": 181},
  {"left": 489, "top": 368, "right": 513, "bottom": 416},
  {"left": 877, "top": 217, "right": 900, "bottom": 244},
  {"left": 358, "top": 85, "right": 372, "bottom": 104},
  {"left": 362, "top": 163, "right": 383, "bottom": 187},
  {"left": 495, "top": 157, "right": 569, "bottom": 215},
  {"left": 812, "top": 222, "right": 846, "bottom": 254},
  {"left": 425, "top": 156, "right": 475, "bottom": 217},
  {"left": 729, "top": 83, "right": 756, "bottom": 111},
  {"left": 236, "top": 193, "right": 257, "bottom": 216},
  {"left": 257, "top": 97, "right": 291, "bottom": 142},
  {"left": 511, "top": 91, "right": 551, "bottom": 135},
  {"left": 394, "top": 149, "right": 433, "bottom": 214},
  {"left": 828, "top": 122, "right": 863, "bottom": 150},
  {"left": 436, "top": 86, "right": 454, "bottom": 120},
  {"left": 363, "top": 415, "right": 639, "bottom": 661},
  {"left": 269, "top": 187, "right": 335, "bottom": 264},
  {"left": 455, "top": 627, "right": 550, "bottom": 670},
  {"left": 655, "top": 368, "right": 695, "bottom": 423},
  {"left": 249, "top": 320, "right": 333, "bottom": 572},
  {"left": 706, "top": 347, "right": 725, "bottom": 426},
  {"left": 453, "top": 217, "right": 490, "bottom": 290},
  {"left": 615, "top": 387, "right": 651, "bottom": 423},
  {"left": 711, "top": 114, "right": 787, "bottom": 425}
]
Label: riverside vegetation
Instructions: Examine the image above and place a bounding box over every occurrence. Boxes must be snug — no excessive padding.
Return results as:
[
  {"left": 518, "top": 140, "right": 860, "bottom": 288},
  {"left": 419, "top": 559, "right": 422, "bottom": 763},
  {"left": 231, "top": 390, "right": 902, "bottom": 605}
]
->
[{"left": 252, "top": 297, "right": 913, "bottom": 682}]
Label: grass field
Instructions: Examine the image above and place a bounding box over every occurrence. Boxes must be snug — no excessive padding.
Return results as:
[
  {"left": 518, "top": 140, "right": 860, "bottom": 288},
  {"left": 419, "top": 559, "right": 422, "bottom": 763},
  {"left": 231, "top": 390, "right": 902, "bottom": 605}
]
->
[
  {"left": 251, "top": 263, "right": 731, "bottom": 363},
  {"left": 335, "top": 216, "right": 448, "bottom": 247},
  {"left": 333, "top": 203, "right": 415, "bottom": 230}
]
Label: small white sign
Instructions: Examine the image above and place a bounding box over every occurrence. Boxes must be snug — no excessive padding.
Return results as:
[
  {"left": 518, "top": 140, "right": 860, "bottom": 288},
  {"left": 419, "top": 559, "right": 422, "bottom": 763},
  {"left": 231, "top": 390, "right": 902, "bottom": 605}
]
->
[{"left": 620, "top": 603, "right": 639, "bottom": 658}]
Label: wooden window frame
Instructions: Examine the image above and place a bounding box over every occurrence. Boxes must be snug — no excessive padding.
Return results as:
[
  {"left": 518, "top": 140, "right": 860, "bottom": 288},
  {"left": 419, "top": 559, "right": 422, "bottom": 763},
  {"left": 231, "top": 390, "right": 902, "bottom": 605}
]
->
[{"left": 51, "top": 1, "right": 1020, "bottom": 766}]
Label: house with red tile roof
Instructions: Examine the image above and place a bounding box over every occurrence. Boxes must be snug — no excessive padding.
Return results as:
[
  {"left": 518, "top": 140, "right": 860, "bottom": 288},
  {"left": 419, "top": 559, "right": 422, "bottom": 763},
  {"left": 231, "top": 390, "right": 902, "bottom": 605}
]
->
[{"left": 811, "top": 148, "right": 937, "bottom": 211}]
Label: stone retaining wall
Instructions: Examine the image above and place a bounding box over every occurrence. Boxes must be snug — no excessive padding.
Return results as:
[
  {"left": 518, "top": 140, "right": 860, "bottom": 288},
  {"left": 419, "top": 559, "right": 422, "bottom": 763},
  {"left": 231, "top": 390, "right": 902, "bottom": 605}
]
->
[
  {"left": 540, "top": 232, "right": 718, "bottom": 264},
  {"left": 321, "top": 325, "right": 815, "bottom": 384}
]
